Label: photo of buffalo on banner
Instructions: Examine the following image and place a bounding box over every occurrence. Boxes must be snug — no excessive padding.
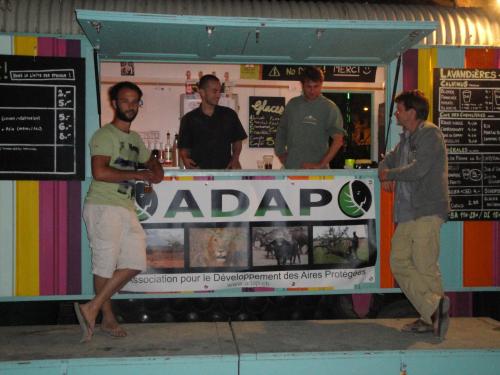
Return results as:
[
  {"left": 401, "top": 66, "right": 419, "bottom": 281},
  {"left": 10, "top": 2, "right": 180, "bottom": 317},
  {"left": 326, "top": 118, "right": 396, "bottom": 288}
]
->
[{"left": 124, "top": 175, "right": 377, "bottom": 293}]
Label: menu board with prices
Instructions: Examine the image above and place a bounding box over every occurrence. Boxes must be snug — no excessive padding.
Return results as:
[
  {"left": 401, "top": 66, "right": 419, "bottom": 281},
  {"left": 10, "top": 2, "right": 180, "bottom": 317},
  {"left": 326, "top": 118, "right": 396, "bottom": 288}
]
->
[
  {"left": 433, "top": 68, "right": 500, "bottom": 220},
  {"left": 0, "top": 55, "right": 85, "bottom": 180},
  {"left": 248, "top": 96, "right": 285, "bottom": 148}
]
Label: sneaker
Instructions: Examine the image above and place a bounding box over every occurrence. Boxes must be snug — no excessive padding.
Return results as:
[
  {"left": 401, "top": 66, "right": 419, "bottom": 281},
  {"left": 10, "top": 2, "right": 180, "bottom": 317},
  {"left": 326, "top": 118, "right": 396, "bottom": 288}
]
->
[
  {"left": 433, "top": 296, "right": 450, "bottom": 340},
  {"left": 402, "top": 319, "right": 433, "bottom": 333}
]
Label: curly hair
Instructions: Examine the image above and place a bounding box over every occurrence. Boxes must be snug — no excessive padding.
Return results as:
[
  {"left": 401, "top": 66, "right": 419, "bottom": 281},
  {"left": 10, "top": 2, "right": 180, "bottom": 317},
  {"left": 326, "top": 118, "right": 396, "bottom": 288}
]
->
[{"left": 109, "top": 81, "right": 143, "bottom": 101}]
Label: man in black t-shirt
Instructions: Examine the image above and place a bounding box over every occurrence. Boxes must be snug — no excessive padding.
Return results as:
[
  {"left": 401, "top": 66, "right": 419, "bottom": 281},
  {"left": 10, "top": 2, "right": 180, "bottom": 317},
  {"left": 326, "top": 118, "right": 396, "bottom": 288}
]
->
[{"left": 178, "top": 74, "right": 247, "bottom": 169}]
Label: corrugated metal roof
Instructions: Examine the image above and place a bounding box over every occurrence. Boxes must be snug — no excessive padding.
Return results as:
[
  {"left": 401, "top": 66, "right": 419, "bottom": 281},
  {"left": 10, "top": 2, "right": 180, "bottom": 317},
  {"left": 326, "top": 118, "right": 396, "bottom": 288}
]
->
[{"left": 0, "top": 0, "right": 499, "bottom": 46}]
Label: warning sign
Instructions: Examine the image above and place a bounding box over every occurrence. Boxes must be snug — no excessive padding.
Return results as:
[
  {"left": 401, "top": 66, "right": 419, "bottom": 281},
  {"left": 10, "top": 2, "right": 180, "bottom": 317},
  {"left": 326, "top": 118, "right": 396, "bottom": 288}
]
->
[{"left": 262, "top": 65, "right": 377, "bottom": 82}]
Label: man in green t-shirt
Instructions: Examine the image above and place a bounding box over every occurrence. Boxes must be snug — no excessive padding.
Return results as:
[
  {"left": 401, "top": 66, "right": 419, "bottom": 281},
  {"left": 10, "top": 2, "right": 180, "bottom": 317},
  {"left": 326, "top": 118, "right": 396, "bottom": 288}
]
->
[
  {"left": 274, "top": 66, "right": 345, "bottom": 169},
  {"left": 74, "top": 82, "right": 163, "bottom": 343}
]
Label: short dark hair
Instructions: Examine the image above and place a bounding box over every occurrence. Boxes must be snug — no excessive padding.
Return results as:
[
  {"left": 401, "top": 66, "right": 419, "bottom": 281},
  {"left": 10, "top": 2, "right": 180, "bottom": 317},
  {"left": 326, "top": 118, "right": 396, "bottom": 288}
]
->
[
  {"left": 109, "top": 81, "right": 143, "bottom": 101},
  {"left": 395, "top": 89, "right": 429, "bottom": 120},
  {"left": 198, "top": 74, "right": 220, "bottom": 90},
  {"left": 300, "top": 66, "right": 324, "bottom": 84}
]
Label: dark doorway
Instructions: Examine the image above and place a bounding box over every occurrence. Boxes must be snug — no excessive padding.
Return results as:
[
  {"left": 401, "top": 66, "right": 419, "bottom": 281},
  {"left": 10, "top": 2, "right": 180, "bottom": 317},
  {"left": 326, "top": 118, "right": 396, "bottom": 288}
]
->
[{"left": 323, "top": 92, "right": 372, "bottom": 168}]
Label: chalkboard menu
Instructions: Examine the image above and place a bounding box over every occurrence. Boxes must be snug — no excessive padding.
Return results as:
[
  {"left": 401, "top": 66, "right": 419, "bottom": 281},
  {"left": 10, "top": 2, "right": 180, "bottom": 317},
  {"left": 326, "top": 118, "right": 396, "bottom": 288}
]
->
[
  {"left": 0, "top": 55, "right": 85, "bottom": 180},
  {"left": 249, "top": 96, "right": 285, "bottom": 148},
  {"left": 433, "top": 68, "right": 500, "bottom": 220}
]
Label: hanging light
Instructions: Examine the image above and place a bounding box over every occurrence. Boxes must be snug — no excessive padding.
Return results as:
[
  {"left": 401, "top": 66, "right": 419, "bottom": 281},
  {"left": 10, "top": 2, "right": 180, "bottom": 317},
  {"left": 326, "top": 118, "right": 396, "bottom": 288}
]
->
[{"left": 206, "top": 26, "right": 215, "bottom": 37}]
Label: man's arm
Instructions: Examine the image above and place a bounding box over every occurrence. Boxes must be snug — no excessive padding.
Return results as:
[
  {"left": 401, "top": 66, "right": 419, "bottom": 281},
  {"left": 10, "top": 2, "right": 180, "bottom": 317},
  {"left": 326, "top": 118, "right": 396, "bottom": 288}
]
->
[
  {"left": 378, "top": 139, "right": 399, "bottom": 191},
  {"left": 143, "top": 154, "right": 164, "bottom": 184},
  {"left": 274, "top": 106, "right": 289, "bottom": 166},
  {"left": 227, "top": 140, "right": 243, "bottom": 169},
  {"left": 378, "top": 150, "right": 396, "bottom": 192},
  {"left": 178, "top": 114, "right": 199, "bottom": 169},
  {"left": 276, "top": 152, "right": 288, "bottom": 166},
  {"left": 91, "top": 155, "right": 152, "bottom": 182},
  {"left": 179, "top": 148, "right": 198, "bottom": 169},
  {"left": 302, "top": 133, "right": 344, "bottom": 169},
  {"left": 385, "top": 128, "right": 444, "bottom": 181}
]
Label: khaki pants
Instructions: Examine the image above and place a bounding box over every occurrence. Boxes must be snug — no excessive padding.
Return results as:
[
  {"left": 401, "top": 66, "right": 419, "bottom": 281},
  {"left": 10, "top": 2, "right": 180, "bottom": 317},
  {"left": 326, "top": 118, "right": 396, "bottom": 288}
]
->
[{"left": 390, "top": 215, "right": 444, "bottom": 324}]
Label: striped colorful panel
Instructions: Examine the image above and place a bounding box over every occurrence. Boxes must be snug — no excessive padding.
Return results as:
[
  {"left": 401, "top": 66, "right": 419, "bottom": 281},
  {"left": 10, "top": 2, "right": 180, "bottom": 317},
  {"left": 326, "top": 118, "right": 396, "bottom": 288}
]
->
[
  {"left": 65, "top": 39, "right": 83, "bottom": 295},
  {"left": 13, "top": 36, "right": 40, "bottom": 296},
  {"left": 402, "top": 49, "right": 418, "bottom": 92},
  {"left": 379, "top": 190, "right": 395, "bottom": 288},
  {"left": 0, "top": 35, "right": 14, "bottom": 297},
  {"left": 379, "top": 49, "right": 421, "bottom": 289},
  {"left": 0, "top": 181, "right": 14, "bottom": 297},
  {"left": 417, "top": 47, "right": 465, "bottom": 290},
  {"left": 38, "top": 38, "right": 68, "bottom": 295},
  {"left": 11, "top": 36, "right": 82, "bottom": 296},
  {"left": 417, "top": 48, "right": 438, "bottom": 122},
  {"left": 495, "top": 48, "right": 500, "bottom": 287},
  {"left": 15, "top": 181, "right": 39, "bottom": 296}
]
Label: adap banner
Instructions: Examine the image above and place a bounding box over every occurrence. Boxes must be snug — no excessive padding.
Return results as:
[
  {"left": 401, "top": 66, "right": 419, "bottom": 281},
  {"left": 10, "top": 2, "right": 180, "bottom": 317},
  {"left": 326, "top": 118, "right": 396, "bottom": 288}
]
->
[{"left": 123, "top": 176, "right": 377, "bottom": 294}]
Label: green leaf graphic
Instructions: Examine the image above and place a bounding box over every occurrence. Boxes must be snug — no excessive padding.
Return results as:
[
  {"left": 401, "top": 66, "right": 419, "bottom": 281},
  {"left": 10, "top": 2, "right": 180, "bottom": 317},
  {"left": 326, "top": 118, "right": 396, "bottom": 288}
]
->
[{"left": 338, "top": 183, "right": 364, "bottom": 218}]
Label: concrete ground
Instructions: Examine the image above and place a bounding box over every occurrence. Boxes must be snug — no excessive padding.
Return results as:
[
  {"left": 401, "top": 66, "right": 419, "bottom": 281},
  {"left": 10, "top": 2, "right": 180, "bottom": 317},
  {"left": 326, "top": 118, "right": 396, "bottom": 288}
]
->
[{"left": 0, "top": 317, "right": 499, "bottom": 361}]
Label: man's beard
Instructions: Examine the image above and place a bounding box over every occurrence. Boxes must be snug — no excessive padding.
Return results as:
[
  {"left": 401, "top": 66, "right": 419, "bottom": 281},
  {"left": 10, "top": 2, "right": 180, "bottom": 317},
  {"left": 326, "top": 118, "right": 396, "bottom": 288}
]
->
[{"left": 116, "top": 107, "right": 138, "bottom": 122}]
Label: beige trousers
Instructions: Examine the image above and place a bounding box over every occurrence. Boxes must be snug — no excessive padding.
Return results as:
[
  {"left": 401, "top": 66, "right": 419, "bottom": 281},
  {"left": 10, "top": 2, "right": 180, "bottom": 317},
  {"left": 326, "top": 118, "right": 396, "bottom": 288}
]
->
[{"left": 390, "top": 215, "right": 444, "bottom": 325}]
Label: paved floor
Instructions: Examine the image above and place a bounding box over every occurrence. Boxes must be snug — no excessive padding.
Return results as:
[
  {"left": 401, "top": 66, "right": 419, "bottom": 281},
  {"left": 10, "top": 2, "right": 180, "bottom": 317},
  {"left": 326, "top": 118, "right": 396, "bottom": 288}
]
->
[
  {"left": 0, "top": 321, "right": 235, "bottom": 361},
  {"left": 233, "top": 317, "right": 500, "bottom": 353},
  {"left": 0, "top": 317, "right": 499, "bottom": 362}
]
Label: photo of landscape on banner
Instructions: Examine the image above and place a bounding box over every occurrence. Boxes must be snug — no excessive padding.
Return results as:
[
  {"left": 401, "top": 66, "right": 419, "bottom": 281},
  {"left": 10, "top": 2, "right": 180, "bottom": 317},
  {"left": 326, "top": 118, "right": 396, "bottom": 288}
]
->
[{"left": 123, "top": 175, "right": 377, "bottom": 293}]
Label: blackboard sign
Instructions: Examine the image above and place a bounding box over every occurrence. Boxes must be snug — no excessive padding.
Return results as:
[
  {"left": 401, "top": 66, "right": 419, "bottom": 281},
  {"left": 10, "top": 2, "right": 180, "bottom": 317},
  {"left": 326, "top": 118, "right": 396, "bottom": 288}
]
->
[
  {"left": 0, "top": 55, "right": 85, "bottom": 180},
  {"left": 433, "top": 68, "right": 500, "bottom": 221},
  {"left": 248, "top": 96, "right": 285, "bottom": 148},
  {"left": 262, "top": 65, "right": 377, "bottom": 82}
]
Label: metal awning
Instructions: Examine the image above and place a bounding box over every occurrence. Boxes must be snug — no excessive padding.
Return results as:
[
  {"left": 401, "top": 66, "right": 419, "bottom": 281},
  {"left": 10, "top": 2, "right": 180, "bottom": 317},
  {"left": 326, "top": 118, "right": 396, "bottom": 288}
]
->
[{"left": 76, "top": 10, "right": 437, "bottom": 65}]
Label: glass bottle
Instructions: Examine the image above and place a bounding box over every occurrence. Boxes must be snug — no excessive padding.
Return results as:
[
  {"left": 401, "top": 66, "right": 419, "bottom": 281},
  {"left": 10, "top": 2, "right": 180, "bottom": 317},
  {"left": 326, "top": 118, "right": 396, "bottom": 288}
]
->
[
  {"left": 185, "top": 70, "right": 193, "bottom": 95},
  {"left": 175, "top": 133, "right": 184, "bottom": 169},
  {"left": 172, "top": 133, "right": 179, "bottom": 167},
  {"left": 158, "top": 142, "right": 165, "bottom": 165},
  {"left": 152, "top": 142, "right": 160, "bottom": 160},
  {"left": 164, "top": 132, "right": 173, "bottom": 167}
]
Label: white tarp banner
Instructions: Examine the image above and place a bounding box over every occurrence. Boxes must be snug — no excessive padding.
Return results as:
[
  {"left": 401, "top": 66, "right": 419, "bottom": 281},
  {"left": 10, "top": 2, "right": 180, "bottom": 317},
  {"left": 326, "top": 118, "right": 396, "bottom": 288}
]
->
[{"left": 123, "top": 175, "right": 377, "bottom": 293}]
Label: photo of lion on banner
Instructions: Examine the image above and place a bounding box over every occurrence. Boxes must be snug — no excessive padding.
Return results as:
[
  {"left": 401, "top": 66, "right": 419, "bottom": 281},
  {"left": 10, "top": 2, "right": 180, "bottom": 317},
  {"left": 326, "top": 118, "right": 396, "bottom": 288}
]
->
[{"left": 189, "top": 227, "right": 248, "bottom": 268}]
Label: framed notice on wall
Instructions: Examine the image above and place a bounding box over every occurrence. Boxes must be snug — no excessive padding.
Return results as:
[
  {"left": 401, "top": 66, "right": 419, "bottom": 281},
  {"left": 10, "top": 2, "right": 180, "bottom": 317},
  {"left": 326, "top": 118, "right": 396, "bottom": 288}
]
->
[
  {"left": 0, "top": 54, "right": 85, "bottom": 180},
  {"left": 433, "top": 68, "right": 500, "bottom": 221},
  {"left": 248, "top": 96, "right": 285, "bottom": 148}
]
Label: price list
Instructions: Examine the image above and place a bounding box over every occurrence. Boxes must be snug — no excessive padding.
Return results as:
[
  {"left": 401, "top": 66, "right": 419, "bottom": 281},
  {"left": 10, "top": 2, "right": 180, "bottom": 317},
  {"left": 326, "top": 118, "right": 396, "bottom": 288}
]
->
[
  {"left": 433, "top": 68, "right": 500, "bottom": 220},
  {"left": 248, "top": 96, "right": 285, "bottom": 148},
  {"left": 0, "top": 55, "right": 85, "bottom": 180}
]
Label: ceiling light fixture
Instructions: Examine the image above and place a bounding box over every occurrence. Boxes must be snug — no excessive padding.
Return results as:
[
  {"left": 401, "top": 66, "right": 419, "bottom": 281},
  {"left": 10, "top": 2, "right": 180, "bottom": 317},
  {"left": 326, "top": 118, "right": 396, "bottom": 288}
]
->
[{"left": 90, "top": 21, "right": 101, "bottom": 33}]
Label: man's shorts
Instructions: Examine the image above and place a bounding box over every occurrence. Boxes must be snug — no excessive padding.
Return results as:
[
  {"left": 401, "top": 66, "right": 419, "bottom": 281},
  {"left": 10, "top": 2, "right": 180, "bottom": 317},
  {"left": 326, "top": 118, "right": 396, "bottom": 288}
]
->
[{"left": 83, "top": 204, "right": 147, "bottom": 278}]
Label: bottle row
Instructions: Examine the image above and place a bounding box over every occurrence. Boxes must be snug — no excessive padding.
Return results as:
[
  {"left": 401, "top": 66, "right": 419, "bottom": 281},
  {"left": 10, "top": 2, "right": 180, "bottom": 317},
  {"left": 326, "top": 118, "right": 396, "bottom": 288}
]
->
[{"left": 149, "top": 132, "right": 183, "bottom": 168}]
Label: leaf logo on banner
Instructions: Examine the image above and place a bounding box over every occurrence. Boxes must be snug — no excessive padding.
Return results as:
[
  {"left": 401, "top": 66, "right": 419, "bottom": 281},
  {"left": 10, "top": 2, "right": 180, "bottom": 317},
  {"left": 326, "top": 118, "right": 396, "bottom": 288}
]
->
[
  {"left": 135, "top": 182, "right": 158, "bottom": 221},
  {"left": 338, "top": 180, "right": 372, "bottom": 218}
]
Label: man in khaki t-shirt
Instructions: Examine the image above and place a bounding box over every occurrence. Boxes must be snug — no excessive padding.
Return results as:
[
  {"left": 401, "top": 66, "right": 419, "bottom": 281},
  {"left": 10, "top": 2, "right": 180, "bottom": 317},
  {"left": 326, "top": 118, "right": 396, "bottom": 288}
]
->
[
  {"left": 74, "top": 82, "right": 163, "bottom": 343},
  {"left": 274, "top": 66, "right": 345, "bottom": 169}
]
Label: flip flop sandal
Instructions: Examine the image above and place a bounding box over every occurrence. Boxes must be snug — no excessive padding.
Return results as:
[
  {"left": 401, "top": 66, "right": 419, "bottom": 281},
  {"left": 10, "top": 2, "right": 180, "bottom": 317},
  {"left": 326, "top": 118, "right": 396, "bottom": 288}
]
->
[
  {"left": 74, "top": 302, "right": 92, "bottom": 343},
  {"left": 402, "top": 319, "right": 433, "bottom": 333},
  {"left": 434, "top": 296, "right": 450, "bottom": 339}
]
